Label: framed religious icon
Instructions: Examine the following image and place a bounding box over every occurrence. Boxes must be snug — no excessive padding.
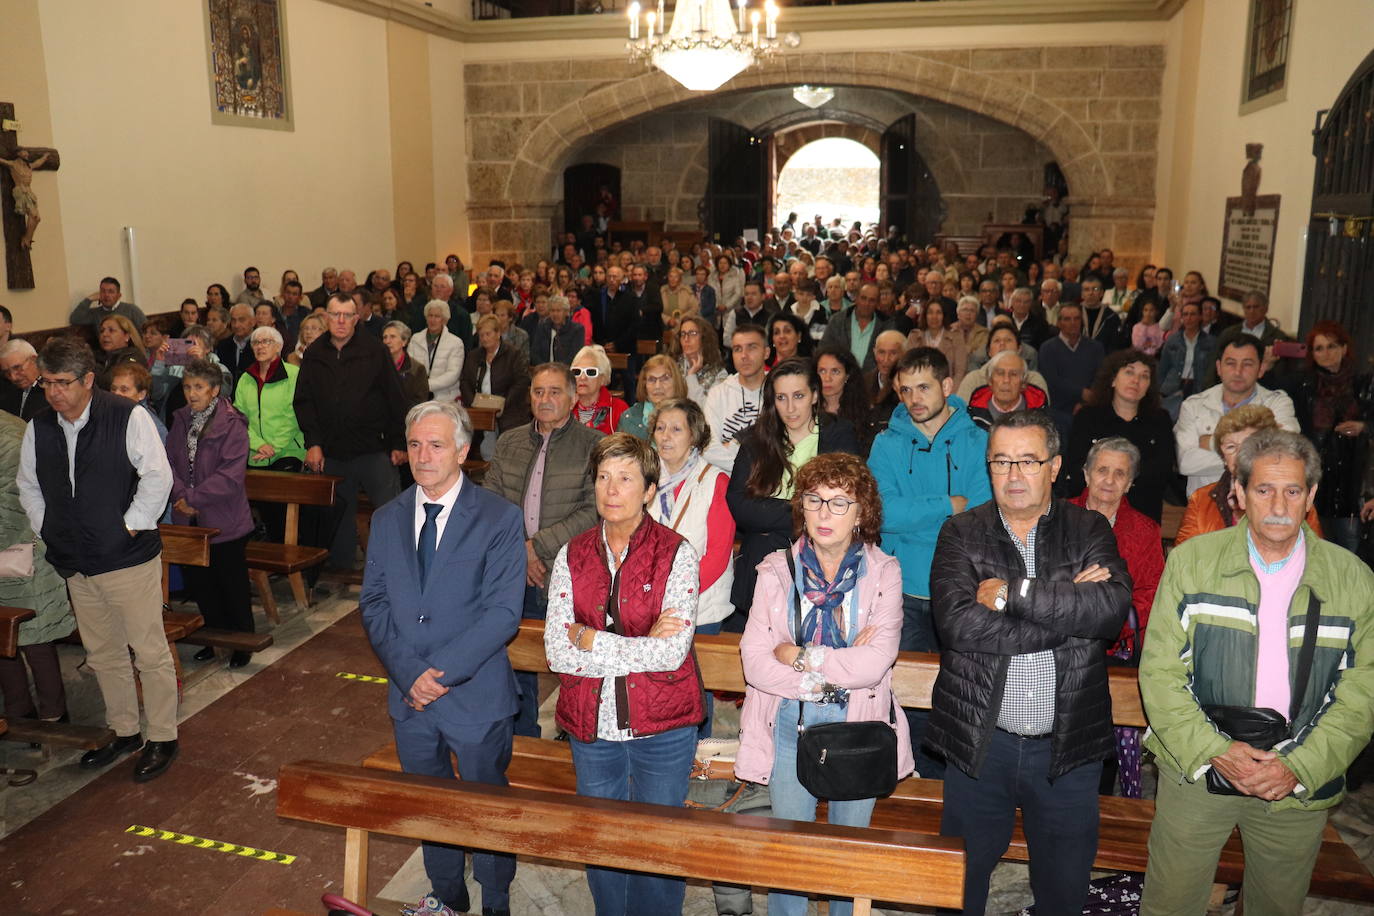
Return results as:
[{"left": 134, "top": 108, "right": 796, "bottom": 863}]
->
[
  {"left": 1240, "top": 0, "right": 1294, "bottom": 114},
  {"left": 204, "top": 0, "right": 293, "bottom": 130}
]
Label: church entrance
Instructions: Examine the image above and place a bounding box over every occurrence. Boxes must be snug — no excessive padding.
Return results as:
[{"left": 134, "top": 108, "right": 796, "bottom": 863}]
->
[{"left": 773, "top": 137, "right": 880, "bottom": 233}]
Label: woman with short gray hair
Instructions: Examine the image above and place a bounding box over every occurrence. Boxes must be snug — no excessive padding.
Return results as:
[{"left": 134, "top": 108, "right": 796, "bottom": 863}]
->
[
  {"left": 408, "top": 300, "right": 464, "bottom": 402},
  {"left": 383, "top": 320, "right": 430, "bottom": 408}
]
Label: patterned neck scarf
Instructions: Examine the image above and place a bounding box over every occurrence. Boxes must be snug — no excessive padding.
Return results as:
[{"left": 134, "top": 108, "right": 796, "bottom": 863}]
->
[
  {"left": 186, "top": 397, "right": 219, "bottom": 476},
  {"left": 796, "top": 536, "right": 864, "bottom": 649},
  {"left": 657, "top": 448, "right": 701, "bottom": 520}
]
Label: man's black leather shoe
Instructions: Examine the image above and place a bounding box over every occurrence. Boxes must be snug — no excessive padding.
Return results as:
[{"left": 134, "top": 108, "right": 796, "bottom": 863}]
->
[
  {"left": 79, "top": 733, "right": 142, "bottom": 769},
  {"left": 133, "top": 739, "right": 179, "bottom": 782}
]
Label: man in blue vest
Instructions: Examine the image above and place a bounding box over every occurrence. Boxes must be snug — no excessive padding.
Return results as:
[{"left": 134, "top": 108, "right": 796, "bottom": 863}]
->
[{"left": 17, "top": 338, "right": 176, "bottom": 781}]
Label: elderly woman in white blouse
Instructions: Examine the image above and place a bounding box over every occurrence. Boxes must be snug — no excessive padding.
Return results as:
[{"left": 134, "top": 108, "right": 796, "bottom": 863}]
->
[
  {"left": 544, "top": 433, "right": 703, "bottom": 915},
  {"left": 407, "top": 300, "right": 464, "bottom": 402}
]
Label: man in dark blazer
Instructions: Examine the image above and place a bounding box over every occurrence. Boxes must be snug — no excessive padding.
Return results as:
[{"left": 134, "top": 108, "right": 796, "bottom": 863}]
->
[
  {"left": 360, "top": 400, "right": 525, "bottom": 916},
  {"left": 0, "top": 340, "right": 47, "bottom": 420}
]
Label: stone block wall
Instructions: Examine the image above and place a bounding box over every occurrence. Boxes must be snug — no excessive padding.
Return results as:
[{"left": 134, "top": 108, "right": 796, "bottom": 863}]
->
[{"left": 464, "top": 45, "right": 1165, "bottom": 273}]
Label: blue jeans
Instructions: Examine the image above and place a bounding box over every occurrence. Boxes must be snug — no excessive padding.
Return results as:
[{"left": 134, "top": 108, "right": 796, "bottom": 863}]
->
[
  {"left": 514, "top": 585, "right": 547, "bottom": 738},
  {"left": 570, "top": 725, "right": 698, "bottom": 915},
  {"left": 941, "top": 729, "right": 1102, "bottom": 916},
  {"left": 393, "top": 714, "right": 516, "bottom": 911},
  {"left": 768, "top": 699, "right": 878, "bottom": 916},
  {"left": 696, "top": 620, "right": 722, "bottom": 738},
  {"left": 899, "top": 594, "right": 945, "bottom": 779}
]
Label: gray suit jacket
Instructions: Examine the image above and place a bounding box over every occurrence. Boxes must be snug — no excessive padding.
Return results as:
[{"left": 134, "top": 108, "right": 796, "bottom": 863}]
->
[{"left": 819, "top": 306, "right": 892, "bottom": 372}]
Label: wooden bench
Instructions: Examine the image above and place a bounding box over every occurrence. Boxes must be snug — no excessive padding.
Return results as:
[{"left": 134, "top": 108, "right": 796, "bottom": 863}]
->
[
  {"left": 0, "top": 606, "right": 114, "bottom": 754},
  {"left": 361, "top": 622, "right": 1374, "bottom": 903},
  {"left": 244, "top": 469, "right": 340, "bottom": 622},
  {"left": 161, "top": 523, "right": 274, "bottom": 667},
  {"left": 277, "top": 759, "right": 966, "bottom": 913}
]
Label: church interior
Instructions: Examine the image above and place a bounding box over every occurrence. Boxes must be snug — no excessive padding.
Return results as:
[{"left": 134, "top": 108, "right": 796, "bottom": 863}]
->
[{"left": 2, "top": 0, "right": 1374, "bottom": 913}]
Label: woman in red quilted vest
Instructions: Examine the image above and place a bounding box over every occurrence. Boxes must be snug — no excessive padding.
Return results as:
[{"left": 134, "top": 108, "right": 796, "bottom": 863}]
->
[
  {"left": 735, "top": 452, "right": 913, "bottom": 916},
  {"left": 543, "top": 433, "right": 704, "bottom": 915}
]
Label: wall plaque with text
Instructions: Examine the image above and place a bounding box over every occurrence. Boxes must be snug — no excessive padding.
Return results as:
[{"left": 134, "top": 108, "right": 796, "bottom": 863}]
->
[{"left": 1219, "top": 194, "right": 1280, "bottom": 301}]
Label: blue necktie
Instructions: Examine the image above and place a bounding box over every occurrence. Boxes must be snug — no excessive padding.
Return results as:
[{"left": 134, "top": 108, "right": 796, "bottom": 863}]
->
[{"left": 418, "top": 502, "right": 442, "bottom": 582}]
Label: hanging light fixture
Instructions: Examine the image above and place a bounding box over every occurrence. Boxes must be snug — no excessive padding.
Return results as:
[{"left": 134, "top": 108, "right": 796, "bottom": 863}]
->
[
  {"left": 792, "top": 85, "right": 834, "bottom": 108},
  {"left": 627, "top": 0, "right": 783, "bottom": 92}
]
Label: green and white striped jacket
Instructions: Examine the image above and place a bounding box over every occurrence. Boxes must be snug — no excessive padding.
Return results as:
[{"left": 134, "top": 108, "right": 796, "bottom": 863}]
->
[{"left": 1140, "top": 519, "right": 1374, "bottom": 810}]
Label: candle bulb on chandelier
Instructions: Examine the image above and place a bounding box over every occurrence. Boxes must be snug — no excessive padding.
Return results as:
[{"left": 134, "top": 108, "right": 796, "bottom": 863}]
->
[
  {"left": 628, "top": 1, "right": 640, "bottom": 40},
  {"left": 737, "top": 0, "right": 747, "bottom": 33},
  {"left": 646, "top": 9, "right": 656, "bottom": 38},
  {"left": 657, "top": 0, "right": 665, "bottom": 33},
  {"left": 750, "top": 9, "right": 760, "bottom": 45},
  {"left": 765, "top": 0, "right": 777, "bottom": 39}
]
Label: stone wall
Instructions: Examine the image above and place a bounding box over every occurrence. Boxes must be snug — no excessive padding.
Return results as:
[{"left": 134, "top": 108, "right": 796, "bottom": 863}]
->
[{"left": 464, "top": 45, "right": 1165, "bottom": 272}]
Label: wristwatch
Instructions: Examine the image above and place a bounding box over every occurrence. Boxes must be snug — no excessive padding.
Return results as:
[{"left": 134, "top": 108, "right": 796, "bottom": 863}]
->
[
  {"left": 993, "top": 583, "right": 1009, "bottom": 611},
  {"left": 791, "top": 651, "right": 806, "bottom": 672}
]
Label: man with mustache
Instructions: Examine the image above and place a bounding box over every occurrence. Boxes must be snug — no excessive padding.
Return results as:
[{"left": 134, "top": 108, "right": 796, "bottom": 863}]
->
[{"left": 1139, "top": 429, "right": 1374, "bottom": 915}]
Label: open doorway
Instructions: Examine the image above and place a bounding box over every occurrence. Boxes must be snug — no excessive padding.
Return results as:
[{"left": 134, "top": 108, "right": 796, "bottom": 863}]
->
[{"left": 774, "top": 137, "right": 879, "bottom": 231}]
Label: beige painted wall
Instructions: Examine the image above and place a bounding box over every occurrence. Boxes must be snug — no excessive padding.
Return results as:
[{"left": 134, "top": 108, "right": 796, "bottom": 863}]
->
[
  {"left": 0, "top": 0, "right": 71, "bottom": 328},
  {"left": 1161, "top": 0, "right": 1374, "bottom": 330},
  {"left": 430, "top": 34, "right": 471, "bottom": 265},
  {"left": 35, "top": 0, "right": 396, "bottom": 330},
  {"left": 388, "top": 22, "right": 438, "bottom": 265}
]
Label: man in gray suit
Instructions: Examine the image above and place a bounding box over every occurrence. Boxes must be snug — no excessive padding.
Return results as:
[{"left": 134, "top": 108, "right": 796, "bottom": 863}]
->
[{"left": 820, "top": 282, "right": 891, "bottom": 372}]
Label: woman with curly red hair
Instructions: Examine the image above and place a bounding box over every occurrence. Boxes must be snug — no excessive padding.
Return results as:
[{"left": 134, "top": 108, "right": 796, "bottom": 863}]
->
[{"left": 734, "top": 452, "right": 913, "bottom": 916}]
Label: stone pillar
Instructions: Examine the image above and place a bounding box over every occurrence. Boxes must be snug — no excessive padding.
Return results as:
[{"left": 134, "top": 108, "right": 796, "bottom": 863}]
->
[
  {"left": 1068, "top": 196, "right": 1156, "bottom": 278},
  {"left": 467, "top": 199, "right": 559, "bottom": 270}
]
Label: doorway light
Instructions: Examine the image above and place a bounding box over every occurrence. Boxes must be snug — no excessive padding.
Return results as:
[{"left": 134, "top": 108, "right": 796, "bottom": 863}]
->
[{"left": 793, "top": 85, "right": 835, "bottom": 109}]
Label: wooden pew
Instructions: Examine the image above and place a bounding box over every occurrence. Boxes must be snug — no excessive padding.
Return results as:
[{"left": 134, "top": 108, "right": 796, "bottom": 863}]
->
[
  {"left": 361, "top": 621, "right": 1374, "bottom": 903},
  {"left": 160, "top": 523, "right": 272, "bottom": 661},
  {"left": 243, "top": 470, "right": 340, "bottom": 622},
  {"left": 277, "top": 759, "right": 966, "bottom": 913},
  {"left": 0, "top": 606, "right": 114, "bottom": 754}
]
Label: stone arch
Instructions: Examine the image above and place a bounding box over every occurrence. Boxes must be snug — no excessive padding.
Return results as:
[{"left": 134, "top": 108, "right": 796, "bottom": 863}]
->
[
  {"left": 771, "top": 121, "right": 882, "bottom": 166},
  {"left": 472, "top": 47, "right": 1161, "bottom": 267}
]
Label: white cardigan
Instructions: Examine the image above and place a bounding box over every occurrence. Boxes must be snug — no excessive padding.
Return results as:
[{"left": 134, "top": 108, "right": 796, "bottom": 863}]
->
[
  {"left": 649, "top": 462, "right": 735, "bottom": 626},
  {"left": 408, "top": 328, "right": 465, "bottom": 402}
]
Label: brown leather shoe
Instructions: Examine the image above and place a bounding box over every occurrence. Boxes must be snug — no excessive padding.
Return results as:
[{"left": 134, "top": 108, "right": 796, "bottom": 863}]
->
[{"left": 133, "top": 739, "right": 179, "bottom": 782}]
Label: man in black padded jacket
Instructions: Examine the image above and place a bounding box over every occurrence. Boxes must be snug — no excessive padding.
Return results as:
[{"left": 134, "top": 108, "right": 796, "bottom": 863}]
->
[{"left": 929, "top": 409, "right": 1130, "bottom": 916}]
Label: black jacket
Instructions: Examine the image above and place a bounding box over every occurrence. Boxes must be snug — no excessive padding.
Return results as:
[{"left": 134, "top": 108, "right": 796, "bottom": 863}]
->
[
  {"left": 1286, "top": 367, "right": 1374, "bottom": 519},
  {"left": 928, "top": 499, "right": 1131, "bottom": 779},
  {"left": 293, "top": 330, "right": 408, "bottom": 459},
  {"left": 1056, "top": 403, "right": 1176, "bottom": 523},
  {"left": 610, "top": 284, "right": 663, "bottom": 353},
  {"left": 0, "top": 382, "right": 47, "bottom": 421},
  {"left": 725, "top": 416, "right": 861, "bottom": 609},
  {"left": 459, "top": 344, "right": 532, "bottom": 435}
]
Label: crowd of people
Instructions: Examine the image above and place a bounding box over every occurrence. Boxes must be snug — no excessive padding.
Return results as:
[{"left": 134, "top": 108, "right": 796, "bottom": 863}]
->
[{"left": 0, "top": 211, "right": 1371, "bottom": 916}]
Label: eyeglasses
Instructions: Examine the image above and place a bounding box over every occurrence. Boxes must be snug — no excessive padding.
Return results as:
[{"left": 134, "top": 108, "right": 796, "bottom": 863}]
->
[
  {"left": 679, "top": 329, "right": 700, "bottom": 339},
  {"left": 987, "top": 458, "right": 1051, "bottom": 476},
  {"left": 326, "top": 311, "right": 357, "bottom": 321},
  {"left": 571, "top": 367, "right": 601, "bottom": 378},
  {"left": 37, "top": 376, "right": 81, "bottom": 390},
  {"left": 801, "top": 493, "right": 855, "bottom": 516}
]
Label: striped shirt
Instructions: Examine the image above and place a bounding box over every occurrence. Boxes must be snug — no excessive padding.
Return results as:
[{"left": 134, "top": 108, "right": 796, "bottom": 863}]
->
[{"left": 996, "top": 506, "right": 1057, "bottom": 736}]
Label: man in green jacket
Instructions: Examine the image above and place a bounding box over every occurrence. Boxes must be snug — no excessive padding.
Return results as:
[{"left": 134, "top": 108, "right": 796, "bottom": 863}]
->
[{"left": 1139, "top": 429, "right": 1374, "bottom": 915}]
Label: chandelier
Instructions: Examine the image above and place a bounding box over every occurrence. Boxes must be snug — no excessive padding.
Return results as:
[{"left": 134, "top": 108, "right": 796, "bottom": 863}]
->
[
  {"left": 792, "top": 85, "right": 835, "bottom": 108},
  {"left": 627, "top": 0, "right": 782, "bottom": 92}
]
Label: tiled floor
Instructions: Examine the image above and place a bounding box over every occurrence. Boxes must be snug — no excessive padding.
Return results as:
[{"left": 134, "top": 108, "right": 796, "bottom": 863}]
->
[{"left": 1, "top": 579, "right": 1372, "bottom": 915}]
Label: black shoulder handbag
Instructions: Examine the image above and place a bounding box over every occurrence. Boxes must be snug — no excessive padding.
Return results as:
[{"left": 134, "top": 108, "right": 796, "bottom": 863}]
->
[
  {"left": 1202, "top": 592, "right": 1321, "bottom": 796},
  {"left": 786, "top": 549, "right": 898, "bottom": 802}
]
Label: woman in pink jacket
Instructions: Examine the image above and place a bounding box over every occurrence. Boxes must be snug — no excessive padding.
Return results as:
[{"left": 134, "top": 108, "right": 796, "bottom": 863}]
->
[{"left": 734, "top": 452, "right": 913, "bottom": 916}]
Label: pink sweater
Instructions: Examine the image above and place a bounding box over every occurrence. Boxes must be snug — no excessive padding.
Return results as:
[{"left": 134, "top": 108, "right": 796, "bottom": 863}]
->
[
  {"left": 1252, "top": 537, "right": 1306, "bottom": 715},
  {"left": 734, "top": 542, "right": 915, "bottom": 784}
]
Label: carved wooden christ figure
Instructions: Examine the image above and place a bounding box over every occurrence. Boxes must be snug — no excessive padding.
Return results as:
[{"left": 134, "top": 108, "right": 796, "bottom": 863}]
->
[
  {"left": 0, "top": 148, "right": 50, "bottom": 249},
  {"left": 1, "top": 102, "right": 61, "bottom": 290}
]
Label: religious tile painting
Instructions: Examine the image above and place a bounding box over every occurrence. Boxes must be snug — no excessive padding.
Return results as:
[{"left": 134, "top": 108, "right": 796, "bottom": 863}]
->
[
  {"left": 1240, "top": 0, "right": 1294, "bottom": 113},
  {"left": 205, "top": 0, "right": 293, "bottom": 130}
]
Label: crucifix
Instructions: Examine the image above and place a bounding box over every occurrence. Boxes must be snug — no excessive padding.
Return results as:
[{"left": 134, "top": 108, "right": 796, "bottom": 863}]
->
[{"left": 1, "top": 102, "right": 61, "bottom": 290}]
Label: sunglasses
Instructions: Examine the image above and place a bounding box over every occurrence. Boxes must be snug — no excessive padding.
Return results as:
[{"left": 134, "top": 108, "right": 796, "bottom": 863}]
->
[{"left": 571, "top": 367, "right": 601, "bottom": 378}]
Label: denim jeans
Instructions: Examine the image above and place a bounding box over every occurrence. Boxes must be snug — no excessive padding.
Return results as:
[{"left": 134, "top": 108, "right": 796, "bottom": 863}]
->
[
  {"left": 514, "top": 584, "right": 547, "bottom": 738},
  {"left": 941, "top": 729, "right": 1102, "bottom": 916},
  {"left": 767, "top": 699, "right": 878, "bottom": 916},
  {"left": 899, "top": 594, "right": 945, "bottom": 778},
  {"left": 696, "top": 620, "right": 722, "bottom": 738},
  {"left": 570, "top": 725, "right": 698, "bottom": 914}
]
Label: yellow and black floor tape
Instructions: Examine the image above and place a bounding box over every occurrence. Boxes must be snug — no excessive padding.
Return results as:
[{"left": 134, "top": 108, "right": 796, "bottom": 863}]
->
[
  {"left": 336, "top": 672, "right": 388, "bottom": 683},
  {"left": 125, "top": 824, "right": 297, "bottom": 864}
]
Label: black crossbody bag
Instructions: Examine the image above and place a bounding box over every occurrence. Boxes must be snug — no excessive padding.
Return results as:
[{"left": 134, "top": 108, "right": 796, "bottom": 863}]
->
[
  {"left": 786, "top": 550, "right": 898, "bottom": 802},
  {"left": 1202, "top": 592, "right": 1321, "bottom": 797}
]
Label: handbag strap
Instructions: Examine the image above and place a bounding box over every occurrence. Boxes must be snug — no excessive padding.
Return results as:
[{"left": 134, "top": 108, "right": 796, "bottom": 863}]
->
[
  {"left": 1288, "top": 590, "right": 1322, "bottom": 724},
  {"left": 785, "top": 547, "right": 896, "bottom": 728}
]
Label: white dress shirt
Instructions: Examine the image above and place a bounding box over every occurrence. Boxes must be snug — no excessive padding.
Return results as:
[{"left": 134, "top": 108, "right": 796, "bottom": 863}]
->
[
  {"left": 413, "top": 473, "right": 464, "bottom": 548},
  {"left": 17, "top": 395, "right": 172, "bottom": 534}
]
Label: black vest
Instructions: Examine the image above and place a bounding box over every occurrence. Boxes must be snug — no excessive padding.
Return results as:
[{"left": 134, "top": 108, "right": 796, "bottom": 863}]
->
[{"left": 33, "top": 389, "right": 161, "bottom": 577}]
